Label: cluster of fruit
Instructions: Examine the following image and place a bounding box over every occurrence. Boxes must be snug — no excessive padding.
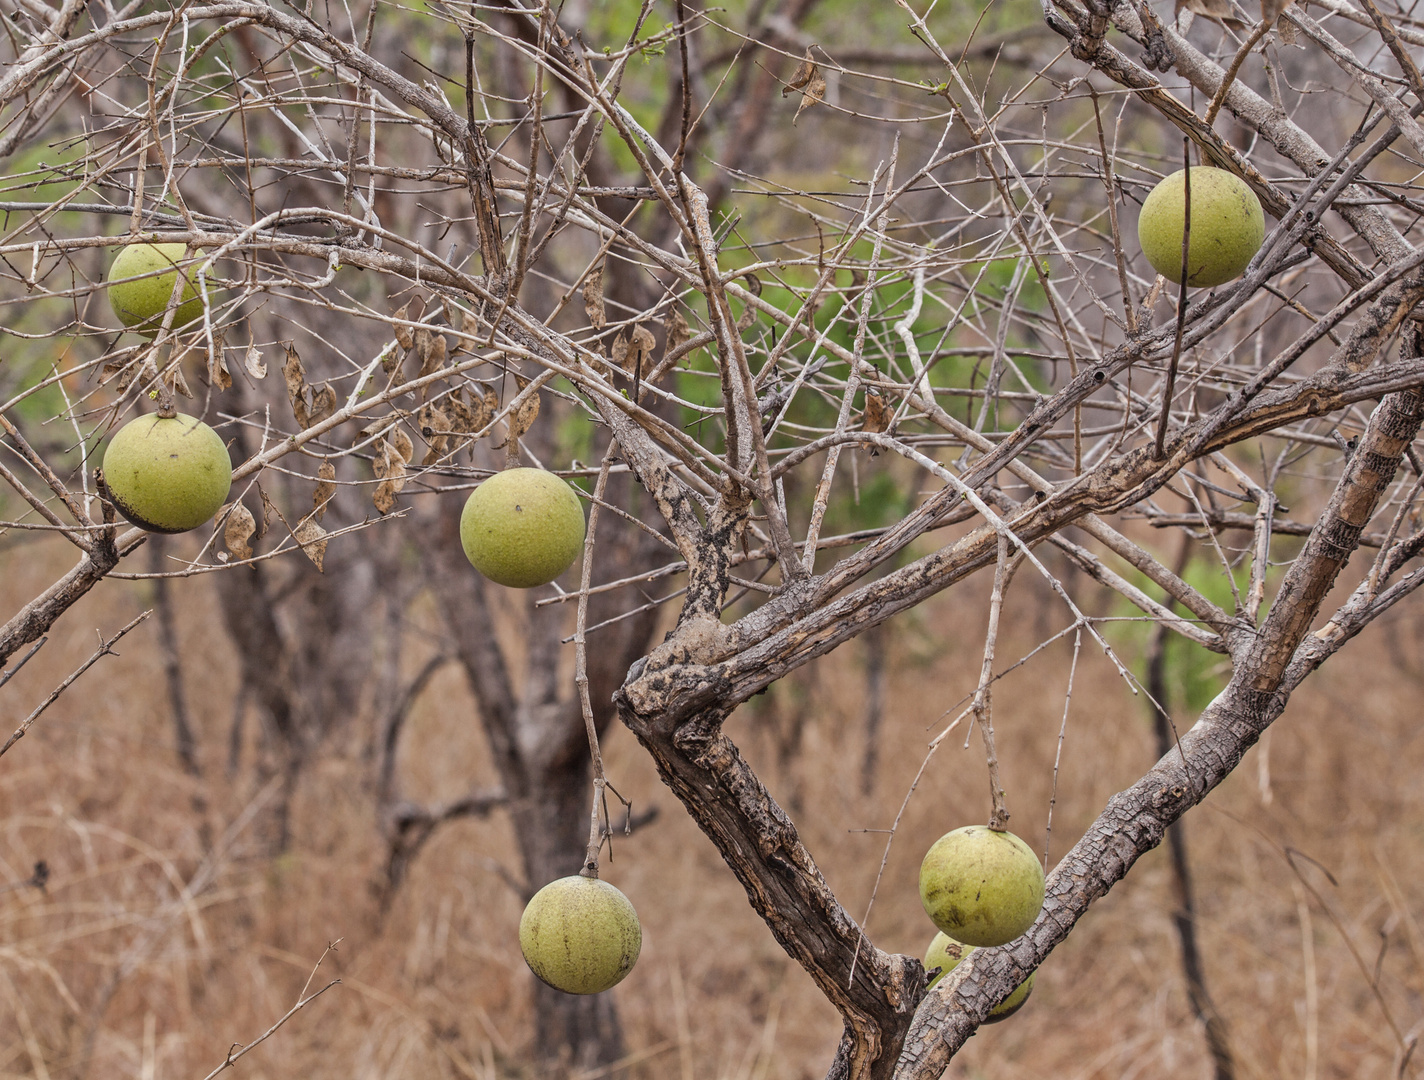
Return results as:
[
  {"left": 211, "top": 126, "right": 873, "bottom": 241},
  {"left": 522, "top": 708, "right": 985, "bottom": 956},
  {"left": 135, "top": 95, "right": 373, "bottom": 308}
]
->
[
  {"left": 101, "top": 243, "right": 589, "bottom": 588},
  {"left": 97, "top": 168, "right": 1260, "bottom": 999},
  {"left": 916, "top": 825, "right": 1045, "bottom": 1019}
]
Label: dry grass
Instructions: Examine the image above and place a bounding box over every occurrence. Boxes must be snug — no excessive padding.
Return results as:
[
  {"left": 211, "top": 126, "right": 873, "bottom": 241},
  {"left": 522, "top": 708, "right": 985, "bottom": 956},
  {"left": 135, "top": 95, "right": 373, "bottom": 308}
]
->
[{"left": 2, "top": 535, "right": 1422, "bottom": 1080}]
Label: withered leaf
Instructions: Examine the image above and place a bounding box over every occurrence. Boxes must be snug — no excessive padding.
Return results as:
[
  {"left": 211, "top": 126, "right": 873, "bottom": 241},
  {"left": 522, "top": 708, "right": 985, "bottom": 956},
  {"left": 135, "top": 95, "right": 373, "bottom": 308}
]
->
[
  {"left": 784, "top": 50, "right": 826, "bottom": 124},
  {"left": 393, "top": 303, "right": 414, "bottom": 351},
  {"left": 244, "top": 339, "right": 267, "bottom": 379},
  {"left": 417, "top": 327, "right": 447, "bottom": 379},
  {"left": 163, "top": 360, "right": 193, "bottom": 399},
  {"left": 222, "top": 501, "right": 256, "bottom": 561},
  {"left": 664, "top": 307, "right": 690, "bottom": 359},
  {"left": 469, "top": 385, "right": 498, "bottom": 432},
  {"left": 372, "top": 480, "right": 398, "bottom": 515},
  {"left": 294, "top": 518, "right": 328, "bottom": 572},
  {"left": 737, "top": 274, "right": 763, "bottom": 331},
  {"left": 1175, "top": 0, "right": 1246, "bottom": 27},
  {"left": 381, "top": 340, "right": 402, "bottom": 374},
  {"left": 794, "top": 70, "right": 827, "bottom": 124},
  {"left": 784, "top": 48, "right": 817, "bottom": 96},
  {"left": 623, "top": 324, "right": 657, "bottom": 379},
  {"left": 391, "top": 427, "right": 414, "bottom": 464},
  {"left": 611, "top": 329, "right": 629, "bottom": 371},
  {"left": 313, "top": 460, "right": 336, "bottom": 522},
  {"left": 861, "top": 385, "right": 890, "bottom": 435},
  {"left": 258, "top": 486, "right": 277, "bottom": 536},
  {"left": 307, "top": 382, "right": 337, "bottom": 428},
  {"left": 508, "top": 375, "right": 540, "bottom": 442},
  {"left": 459, "top": 307, "right": 483, "bottom": 349},
  {"left": 282, "top": 342, "right": 336, "bottom": 430},
  {"left": 283, "top": 343, "right": 310, "bottom": 429},
  {"left": 208, "top": 331, "right": 232, "bottom": 391},
  {"left": 584, "top": 263, "right": 606, "bottom": 330},
  {"left": 447, "top": 392, "right": 476, "bottom": 434},
  {"left": 372, "top": 433, "right": 411, "bottom": 515},
  {"left": 1261, "top": 0, "right": 1293, "bottom": 26},
  {"left": 417, "top": 401, "right": 453, "bottom": 466}
]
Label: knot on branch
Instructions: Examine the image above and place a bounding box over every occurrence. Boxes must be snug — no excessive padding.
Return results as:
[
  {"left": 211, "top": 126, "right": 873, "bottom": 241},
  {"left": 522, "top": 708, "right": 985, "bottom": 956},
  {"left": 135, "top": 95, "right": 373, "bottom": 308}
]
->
[{"left": 617, "top": 613, "right": 735, "bottom": 721}]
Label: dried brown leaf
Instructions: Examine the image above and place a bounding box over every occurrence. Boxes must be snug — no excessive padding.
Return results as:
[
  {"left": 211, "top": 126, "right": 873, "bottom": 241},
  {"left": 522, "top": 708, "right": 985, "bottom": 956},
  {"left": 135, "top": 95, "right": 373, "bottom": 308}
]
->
[
  {"left": 372, "top": 480, "right": 398, "bottom": 515},
  {"left": 391, "top": 427, "right": 414, "bottom": 464},
  {"left": 508, "top": 375, "right": 540, "bottom": 442},
  {"left": 418, "top": 328, "right": 447, "bottom": 379},
  {"left": 459, "top": 307, "right": 483, "bottom": 348},
  {"left": 784, "top": 48, "right": 817, "bottom": 95},
  {"left": 861, "top": 385, "right": 890, "bottom": 434},
  {"left": 393, "top": 303, "right": 414, "bottom": 351},
  {"left": 611, "top": 330, "right": 629, "bottom": 372},
  {"left": 208, "top": 331, "right": 232, "bottom": 391},
  {"left": 222, "top": 501, "right": 255, "bottom": 561},
  {"left": 313, "top": 461, "right": 336, "bottom": 521},
  {"left": 372, "top": 433, "right": 410, "bottom": 515},
  {"left": 737, "top": 274, "right": 763, "bottom": 331},
  {"left": 417, "top": 402, "right": 453, "bottom": 466},
  {"left": 294, "top": 518, "right": 328, "bottom": 572},
  {"left": 283, "top": 343, "right": 310, "bottom": 429},
  {"left": 794, "top": 69, "right": 826, "bottom": 124},
  {"left": 1176, "top": 0, "right": 1246, "bottom": 26},
  {"left": 624, "top": 324, "right": 656, "bottom": 379},
  {"left": 163, "top": 360, "right": 193, "bottom": 399},
  {"left": 258, "top": 487, "right": 277, "bottom": 536},
  {"left": 584, "top": 263, "right": 606, "bottom": 330},
  {"left": 447, "top": 393, "right": 475, "bottom": 434},
  {"left": 664, "top": 307, "right": 690, "bottom": 359},
  {"left": 244, "top": 340, "right": 267, "bottom": 379},
  {"left": 469, "top": 385, "right": 498, "bottom": 432},
  {"left": 307, "top": 383, "right": 337, "bottom": 429}
]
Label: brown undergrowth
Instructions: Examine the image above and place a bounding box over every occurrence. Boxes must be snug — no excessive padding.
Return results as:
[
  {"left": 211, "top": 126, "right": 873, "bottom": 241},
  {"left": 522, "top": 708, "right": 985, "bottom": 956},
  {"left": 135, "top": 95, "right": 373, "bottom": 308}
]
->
[{"left": 1, "top": 535, "right": 1420, "bottom": 1080}]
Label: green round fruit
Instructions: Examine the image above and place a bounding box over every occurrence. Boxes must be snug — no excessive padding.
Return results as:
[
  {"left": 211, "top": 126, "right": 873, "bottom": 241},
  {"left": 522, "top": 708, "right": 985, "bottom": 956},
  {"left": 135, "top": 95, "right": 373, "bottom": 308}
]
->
[
  {"left": 519, "top": 875, "right": 642, "bottom": 995},
  {"left": 1137, "top": 167, "right": 1264, "bottom": 288},
  {"left": 919, "top": 825, "right": 1045, "bottom": 947},
  {"left": 460, "top": 467, "right": 586, "bottom": 588},
  {"left": 923, "top": 930, "right": 1036, "bottom": 1022},
  {"left": 102, "top": 412, "right": 233, "bottom": 533},
  {"left": 108, "top": 242, "right": 209, "bottom": 335}
]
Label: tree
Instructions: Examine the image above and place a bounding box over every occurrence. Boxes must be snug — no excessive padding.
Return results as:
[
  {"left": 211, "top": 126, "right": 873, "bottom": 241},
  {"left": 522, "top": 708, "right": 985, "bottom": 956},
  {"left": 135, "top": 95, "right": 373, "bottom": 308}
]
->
[{"left": 2, "top": 0, "right": 1424, "bottom": 1075}]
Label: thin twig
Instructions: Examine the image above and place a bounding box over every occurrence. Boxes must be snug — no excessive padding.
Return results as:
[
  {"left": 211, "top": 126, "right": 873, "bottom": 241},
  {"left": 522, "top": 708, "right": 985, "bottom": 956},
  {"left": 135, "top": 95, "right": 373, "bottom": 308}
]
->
[
  {"left": 1, "top": 611, "right": 152, "bottom": 758},
  {"left": 200, "top": 943, "right": 342, "bottom": 1080}
]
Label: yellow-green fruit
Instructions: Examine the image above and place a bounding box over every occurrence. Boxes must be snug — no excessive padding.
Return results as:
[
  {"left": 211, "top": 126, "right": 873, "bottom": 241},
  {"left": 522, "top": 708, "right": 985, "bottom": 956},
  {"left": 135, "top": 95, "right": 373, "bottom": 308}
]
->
[
  {"left": 923, "top": 931, "right": 1036, "bottom": 1023},
  {"left": 1137, "top": 167, "right": 1265, "bottom": 288},
  {"left": 919, "top": 825, "right": 1045, "bottom": 947},
  {"left": 460, "top": 468, "right": 586, "bottom": 588},
  {"left": 102, "top": 413, "right": 232, "bottom": 533},
  {"left": 519, "top": 875, "right": 642, "bottom": 995},
  {"left": 108, "top": 242, "right": 209, "bottom": 335}
]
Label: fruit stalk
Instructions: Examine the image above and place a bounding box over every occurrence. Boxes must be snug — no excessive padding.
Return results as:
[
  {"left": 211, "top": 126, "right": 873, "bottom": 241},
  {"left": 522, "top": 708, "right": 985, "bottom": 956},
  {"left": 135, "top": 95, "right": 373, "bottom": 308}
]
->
[
  {"left": 576, "top": 447, "right": 615, "bottom": 875},
  {"left": 973, "top": 531, "right": 1019, "bottom": 831}
]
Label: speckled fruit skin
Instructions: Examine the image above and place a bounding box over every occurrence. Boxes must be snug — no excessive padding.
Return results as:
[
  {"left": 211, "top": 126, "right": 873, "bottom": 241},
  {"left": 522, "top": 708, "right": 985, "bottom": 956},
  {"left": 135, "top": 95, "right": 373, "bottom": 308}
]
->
[
  {"left": 918, "top": 825, "right": 1045, "bottom": 947},
  {"left": 102, "top": 413, "right": 232, "bottom": 533},
  {"left": 108, "top": 242, "right": 209, "bottom": 335},
  {"left": 460, "top": 468, "right": 586, "bottom": 588},
  {"left": 1137, "top": 167, "right": 1264, "bottom": 288},
  {"left": 922, "top": 931, "right": 1036, "bottom": 1022},
  {"left": 518, "top": 875, "right": 642, "bottom": 995}
]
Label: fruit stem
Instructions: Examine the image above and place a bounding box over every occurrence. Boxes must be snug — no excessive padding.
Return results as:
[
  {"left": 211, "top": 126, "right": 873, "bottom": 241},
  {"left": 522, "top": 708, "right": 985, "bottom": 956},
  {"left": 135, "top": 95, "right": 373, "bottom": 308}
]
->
[
  {"left": 975, "top": 531, "right": 1019, "bottom": 832},
  {"left": 576, "top": 445, "right": 620, "bottom": 875}
]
